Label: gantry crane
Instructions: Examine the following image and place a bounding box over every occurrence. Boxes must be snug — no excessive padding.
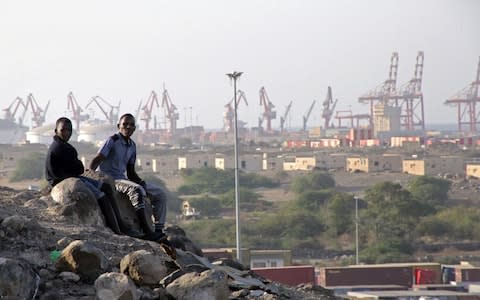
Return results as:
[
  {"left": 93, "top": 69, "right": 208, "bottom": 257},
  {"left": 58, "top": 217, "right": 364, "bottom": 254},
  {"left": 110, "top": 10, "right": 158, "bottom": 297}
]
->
[
  {"left": 2, "top": 97, "right": 25, "bottom": 124},
  {"left": 223, "top": 90, "right": 248, "bottom": 133},
  {"left": 67, "top": 92, "right": 89, "bottom": 131},
  {"left": 321, "top": 86, "right": 338, "bottom": 129},
  {"left": 390, "top": 51, "right": 425, "bottom": 130},
  {"left": 280, "top": 101, "right": 292, "bottom": 133},
  {"left": 445, "top": 56, "right": 480, "bottom": 133},
  {"left": 302, "top": 100, "right": 316, "bottom": 132},
  {"left": 140, "top": 91, "right": 160, "bottom": 131},
  {"left": 258, "top": 86, "right": 276, "bottom": 132},
  {"left": 359, "top": 52, "right": 399, "bottom": 127},
  {"left": 25, "top": 93, "right": 50, "bottom": 127},
  {"left": 161, "top": 86, "right": 179, "bottom": 135},
  {"left": 86, "top": 96, "right": 120, "bottom": 125}
]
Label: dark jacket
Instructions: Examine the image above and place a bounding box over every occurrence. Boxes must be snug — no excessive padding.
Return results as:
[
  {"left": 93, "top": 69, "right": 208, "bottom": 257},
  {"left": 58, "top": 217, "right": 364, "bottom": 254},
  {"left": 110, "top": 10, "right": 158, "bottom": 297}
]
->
[{"left": 45, "top": 135, "right": 84, "bottom": 187}]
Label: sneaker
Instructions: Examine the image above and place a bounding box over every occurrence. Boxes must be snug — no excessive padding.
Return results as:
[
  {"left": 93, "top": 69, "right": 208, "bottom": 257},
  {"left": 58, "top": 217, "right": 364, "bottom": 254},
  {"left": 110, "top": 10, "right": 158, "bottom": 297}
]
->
[
  {"left": 143, "top": 231, "right": 166, "bottom": 242},
  {"left": 122, "top": 228, "right": 144, "bottom": 239}
]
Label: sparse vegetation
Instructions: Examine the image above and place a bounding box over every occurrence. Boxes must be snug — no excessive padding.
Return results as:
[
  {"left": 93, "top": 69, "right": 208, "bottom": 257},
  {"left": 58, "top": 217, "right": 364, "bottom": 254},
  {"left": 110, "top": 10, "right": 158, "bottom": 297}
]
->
[{"left": 9, "top": 152, "right": 45, "bottom": 182}]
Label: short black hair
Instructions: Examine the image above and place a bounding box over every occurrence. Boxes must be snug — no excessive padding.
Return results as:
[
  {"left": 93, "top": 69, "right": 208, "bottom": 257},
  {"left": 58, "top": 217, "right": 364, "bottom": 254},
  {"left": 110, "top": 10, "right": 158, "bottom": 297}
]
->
[
  {"left": 56, "top": 117, "right": 72, "bottom": 128},
  {"left": 119, "top": 113, "right": 135, "bottom": 123}
]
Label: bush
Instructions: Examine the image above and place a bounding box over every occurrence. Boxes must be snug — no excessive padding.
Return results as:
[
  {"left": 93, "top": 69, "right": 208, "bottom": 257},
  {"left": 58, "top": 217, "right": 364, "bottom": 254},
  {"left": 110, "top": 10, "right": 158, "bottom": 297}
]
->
[
  {"left": 291, "top": 171, "right": 335, "bottom": 194},
  {"left": 10, "top": 152, "right": 45, "bottom": 182},
  {"left": 187, "top": 195, "right": 222, "bottom": 217}
]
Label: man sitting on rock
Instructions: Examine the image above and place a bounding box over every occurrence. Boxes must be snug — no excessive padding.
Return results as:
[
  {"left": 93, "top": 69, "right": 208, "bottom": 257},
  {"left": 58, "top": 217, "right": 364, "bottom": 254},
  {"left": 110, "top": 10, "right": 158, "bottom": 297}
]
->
[
  {"left": 89, "top": 113, "right": 168, "bottom": 242},
  {"left": 46, "top": 117, "right": 134, "bottom": 236}
]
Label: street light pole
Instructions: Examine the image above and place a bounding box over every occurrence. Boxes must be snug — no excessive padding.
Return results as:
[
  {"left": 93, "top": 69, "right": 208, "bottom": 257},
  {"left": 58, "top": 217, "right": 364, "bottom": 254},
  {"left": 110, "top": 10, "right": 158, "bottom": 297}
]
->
[
  {"left": 354, "top": 196, "right": 359, "bottom": 265},
  {"left": 226, "top": 71, "right": 243, "bottom": 263}
]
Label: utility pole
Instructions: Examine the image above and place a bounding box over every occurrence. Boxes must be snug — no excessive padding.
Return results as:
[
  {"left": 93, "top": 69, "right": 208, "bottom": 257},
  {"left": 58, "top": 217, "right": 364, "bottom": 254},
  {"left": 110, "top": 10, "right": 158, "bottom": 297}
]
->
[
  {"left": 354, "top": 195, "right": 359, "bottom": 265},
  {"left": 226, "top": 71, "right": 243, "bottom": 263}
]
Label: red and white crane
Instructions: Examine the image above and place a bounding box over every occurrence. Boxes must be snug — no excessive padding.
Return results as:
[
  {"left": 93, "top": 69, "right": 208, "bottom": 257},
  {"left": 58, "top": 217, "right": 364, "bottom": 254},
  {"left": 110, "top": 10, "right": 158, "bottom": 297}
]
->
[
  {"left": 25, "top": 93, "right": 50, "bottom": 127},
  {"left": 258, "top": 86, "right": 276, "bottom": 132},
  {"left": 67, "top": 92, "right": 89, "bottom": 131},
  {"left": 445, "top": 56, "right": 480, "bottom": 133},
  {"left": 140, "top": 91, "right": 160, "bottom": 131},
  {"left": 279, "top": 100, "right": 292, "bottom": 133},
  {"left": 161, "top": 86, "right": 179, "bottom": 135},
  {"left": 2, "top": 97, "right": 25, "bottom": 124},
  {"left": 86, "top": 96, "right": 120, "bottom": 125},
  {"left": 223, "top": 90, "right": 248, "bottom": 133}
]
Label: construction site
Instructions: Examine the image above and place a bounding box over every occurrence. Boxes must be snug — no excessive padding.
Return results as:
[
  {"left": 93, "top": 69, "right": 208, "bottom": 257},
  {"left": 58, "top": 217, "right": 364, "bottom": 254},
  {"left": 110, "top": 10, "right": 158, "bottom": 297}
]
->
[{"left": 2, "top": 51, "right": 480, "bottom": 149}]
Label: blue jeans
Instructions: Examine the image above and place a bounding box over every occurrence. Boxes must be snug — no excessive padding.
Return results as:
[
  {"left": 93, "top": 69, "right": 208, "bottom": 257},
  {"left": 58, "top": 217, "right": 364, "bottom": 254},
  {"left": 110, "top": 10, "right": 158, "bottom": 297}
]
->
[
  {"left": 114, "top": 179, "right": 167, "bottom": 231},
  {"left": 78, "top": 176, "right": 105, "bottom": 200}
]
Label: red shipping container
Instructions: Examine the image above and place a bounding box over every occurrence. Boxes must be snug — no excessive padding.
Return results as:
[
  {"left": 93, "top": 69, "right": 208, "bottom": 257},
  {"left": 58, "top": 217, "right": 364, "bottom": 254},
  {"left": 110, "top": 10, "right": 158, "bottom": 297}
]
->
[{"left": 253, "top": 266, "right": 315, "bottom": 286}]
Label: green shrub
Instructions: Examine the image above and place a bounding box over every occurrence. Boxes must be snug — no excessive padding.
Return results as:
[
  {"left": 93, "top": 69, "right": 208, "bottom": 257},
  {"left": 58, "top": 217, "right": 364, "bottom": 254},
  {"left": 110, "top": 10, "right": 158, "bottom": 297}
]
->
[{"left": 10, "top": 152, "right": 45, "bottom": 182}]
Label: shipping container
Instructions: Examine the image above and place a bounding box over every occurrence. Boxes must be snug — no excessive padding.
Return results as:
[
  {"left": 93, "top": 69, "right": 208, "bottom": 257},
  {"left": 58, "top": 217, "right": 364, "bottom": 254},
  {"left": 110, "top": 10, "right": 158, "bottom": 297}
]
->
[{"left": 253, "top": 265, "right": 315, "bottom": 286}]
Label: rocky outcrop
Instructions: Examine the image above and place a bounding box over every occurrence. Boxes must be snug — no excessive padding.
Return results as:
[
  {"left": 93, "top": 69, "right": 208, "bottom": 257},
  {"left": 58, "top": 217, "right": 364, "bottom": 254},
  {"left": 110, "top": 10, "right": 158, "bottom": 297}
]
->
[{"left": 0, "top": 184, "right": 335, "bottom": 299}]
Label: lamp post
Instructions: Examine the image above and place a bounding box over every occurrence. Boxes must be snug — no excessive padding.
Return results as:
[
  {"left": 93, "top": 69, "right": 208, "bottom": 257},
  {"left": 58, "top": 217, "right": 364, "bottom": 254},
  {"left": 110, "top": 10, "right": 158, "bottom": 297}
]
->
[
  {"left": 226, "top": 71, "right": 243, "bottom": 263},
  {"left": 353, "top": 195, "right": 359, "bottom": 265}
]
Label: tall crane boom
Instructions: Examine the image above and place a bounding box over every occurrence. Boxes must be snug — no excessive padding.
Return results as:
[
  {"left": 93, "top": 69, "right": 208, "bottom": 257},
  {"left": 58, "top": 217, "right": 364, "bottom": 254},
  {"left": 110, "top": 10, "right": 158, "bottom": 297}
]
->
[
  {"left": 2, "top": 97, "right": 25, "bottom": 124},
  {"left": 140, "top": 91, "right": 160, "bottom": 131},
  {"left": 223, "top": 90, "right": 248, "bottom": 133},
  {"left": 67, "top": 92, "right": 89, "bottom": 131},
  {"left": 86, "top": 96, "right": 120, "bottom": 125},
  {"left": 280, "top": 101, "right": 292, "bottom": 133},
  {"left": 321, "top": 86, "right": 338, "bottom": 129},
  {"left": 258, "top": 86, "right": 277, "bottom": 132},
  {"left": 25, "top": 93, "right": 50, "bottom": 127},
  {"left": 161, "top": 86, "right": 179, "bottom": 135},
  {"left": 302, "top": 100, "right": 316, "bottom": 132}
]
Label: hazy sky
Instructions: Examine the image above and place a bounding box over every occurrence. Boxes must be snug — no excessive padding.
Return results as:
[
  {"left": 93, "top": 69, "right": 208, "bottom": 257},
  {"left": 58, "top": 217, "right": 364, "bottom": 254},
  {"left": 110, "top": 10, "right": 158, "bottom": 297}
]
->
[{"left": 1, "top": 0, "right": 479, "bottom": 130}]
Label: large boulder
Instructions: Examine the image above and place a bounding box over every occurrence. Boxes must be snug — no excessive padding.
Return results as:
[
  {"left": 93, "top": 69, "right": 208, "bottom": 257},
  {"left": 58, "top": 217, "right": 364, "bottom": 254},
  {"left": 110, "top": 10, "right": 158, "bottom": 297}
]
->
[
  {"left": 0, "top": 257, "right": 39, "bottom": 298},
  {"left": 50, "top": 178, "right": 104, "bottom": 227},
  {"left": 56, "top": 240, "right": 110, "bottom": 282},
  {"left": 95, "top": 272, "right": 139, "bottom": 300},
  {"left": 166, "top": 269, "right": 230, "bottom": 300},
  {"left": 120, "top": 249, "right": 174, "bottom": 287}
]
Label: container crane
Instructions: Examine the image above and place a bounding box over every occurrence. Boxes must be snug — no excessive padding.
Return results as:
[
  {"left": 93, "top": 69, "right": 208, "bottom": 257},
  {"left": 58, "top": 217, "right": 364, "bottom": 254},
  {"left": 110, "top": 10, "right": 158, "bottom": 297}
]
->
[
  {"left": 86, "top": 96, "right": 120, "bottom": 125},
  {"left": 280, "top": 101, "right": 292, "bottom": 133},
  {"left": 321, "top": 86, "right": 338, "bottom": 129},
  {"left": 67, "top": 92, "right": 89, "bottom": 131},
  {"left": 302, "top": 100, "right": 316, "bottom": 132},
  {"left": 25, "top": 93, "right": 50, "bottom": 127},
  {"left": 2, "top": 97, "right": 25, "bottom": 124},
  {"left": 140, "top": 91, "right": 160, "bottom": 131},
  {"left": 445, "top": 56, "right": 480, "bottom": 133},
  {"left": 258, "top": 86, "right": 276, "bottom": 132},
  {"left": 359, "top": 52, "right": 399, "bottom": 127},
  {"left": 223, "top": 90, "right": 248, "bottom": 133},
  {"left": 390, "top": 51, "right": 425, "bottom": 130},
  {"left": 161, "top": 87, "right": 179, "bottom": 135}
]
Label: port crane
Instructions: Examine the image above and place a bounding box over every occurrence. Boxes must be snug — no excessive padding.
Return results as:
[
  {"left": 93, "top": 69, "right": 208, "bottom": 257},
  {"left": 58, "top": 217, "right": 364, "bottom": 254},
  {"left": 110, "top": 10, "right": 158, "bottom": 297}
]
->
[
  {"left": 258, "top": 86, "right": 276, "bottom": 132},
  {"left": 140, "top": 91, "right": 160, "bottom": 131},
  {"left": 2, "top": 97, "right": 25, "bottom": 124},
  {"left": 445, "top": 56, "right": 480, "bottom": 133},
  {"left": 223, "top": 90, "right": 248, "bottom": 133},
  {"left": 25, "top": 93, "right": 50, "bottom": 127},
  {"left": 161, "top": 86, "right": 179, "bottom": 135},
  {"left": 321, "top": 86, "right": 338, "bottom": 129},
  {"left": 86, "top": 96, "right": 120, "bottom": 125},
  {"left": 359, "top": 52, "right": 399, "bottom": 127},
  {"left": 390, "top": 51, "right": 425, "bottom": 130},
  {"left": 67, "top": 92, "right": 89, "bottom": 131},
  {"left": 302, "top": 100, "right": 316, "bottom": 132},
  {"left": 279, "top": 101, "right": 292, "bottom": 133}
]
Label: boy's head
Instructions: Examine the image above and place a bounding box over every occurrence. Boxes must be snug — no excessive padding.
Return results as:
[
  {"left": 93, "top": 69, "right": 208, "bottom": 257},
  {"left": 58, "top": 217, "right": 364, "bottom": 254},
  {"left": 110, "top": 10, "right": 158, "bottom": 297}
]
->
[
  {"left": 117, "top": 113, "right": 136, "bottom": 138},
  {"left": 55, "top": 117, "right": 73, "bottom": 142}
]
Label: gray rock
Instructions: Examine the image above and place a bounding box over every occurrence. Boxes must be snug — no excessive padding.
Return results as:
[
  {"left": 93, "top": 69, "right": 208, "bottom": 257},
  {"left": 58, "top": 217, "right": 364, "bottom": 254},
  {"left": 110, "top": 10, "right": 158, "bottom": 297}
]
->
[
  {"left": 59, "top": 271, "right": 81, "bottom": 282},
  {"left": 94, "top": 272, "right": 139, "bottom": 300},
  {"left": 0, "top": 257, "right": 40, "bottom": 298},
  {"left": 50, "top": 178, "right": 104, "bottom": 227},
  {"left": 1, "top": 214, "right": 29, "bottom": 233},
  {"left": 120, "top": 249, "right": 171, "bottom": 287},
  {"left": 56, "top": 240, "right": 110, "bottom": 282},
  {"left": 166, "top": 269, "right": 229, "bottom": 300}
]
